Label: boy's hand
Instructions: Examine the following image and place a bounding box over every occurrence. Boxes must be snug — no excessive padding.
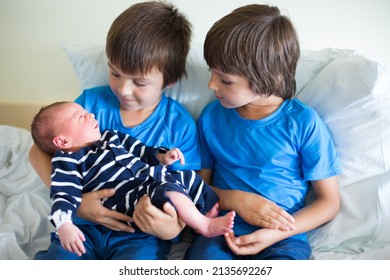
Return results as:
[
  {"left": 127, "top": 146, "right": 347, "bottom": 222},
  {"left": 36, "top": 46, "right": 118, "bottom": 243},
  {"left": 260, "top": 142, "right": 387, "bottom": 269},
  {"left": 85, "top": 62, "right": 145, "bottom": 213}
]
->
[
  {"left": 58, "top": 222, "right": 86, "bottom": 256},
  {"left": 159, "top": 148, "right": 185, "bottom": 165},
  {"left": 224, "top": 229, "right": 275, "bottom": 256},
  {"left": 132, "top": 195, "right": 185, "bottom": 240},
  {"left": 227, "top": 190, "right": 295, "bottom": 231},
  {"left": 78, "top": 189, "right": 135, "bottom": 232}
]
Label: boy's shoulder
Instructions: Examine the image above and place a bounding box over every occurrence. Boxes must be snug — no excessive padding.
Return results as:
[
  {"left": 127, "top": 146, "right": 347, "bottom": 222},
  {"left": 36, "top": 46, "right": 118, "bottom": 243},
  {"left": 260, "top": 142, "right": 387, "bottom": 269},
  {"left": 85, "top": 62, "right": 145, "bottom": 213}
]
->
[
  {"left": 75, "top": 86, "right": 115, "bottom": 107},
  {"left": 286, "top": 98, "right": 320, "bottom": 119},
  {"left": 161, "top": 95, "right": 196, "bottom": 122},
  {"left": 198, "top": 100, "right": 225, "bottom": 122}
]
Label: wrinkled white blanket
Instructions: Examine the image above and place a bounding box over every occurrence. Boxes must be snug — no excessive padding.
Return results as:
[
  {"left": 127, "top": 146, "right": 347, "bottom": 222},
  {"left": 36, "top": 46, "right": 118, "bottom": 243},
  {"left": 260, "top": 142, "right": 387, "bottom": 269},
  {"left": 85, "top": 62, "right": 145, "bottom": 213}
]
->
[{"left": 0, "top": 125, "right": 51, "bottom": 259}]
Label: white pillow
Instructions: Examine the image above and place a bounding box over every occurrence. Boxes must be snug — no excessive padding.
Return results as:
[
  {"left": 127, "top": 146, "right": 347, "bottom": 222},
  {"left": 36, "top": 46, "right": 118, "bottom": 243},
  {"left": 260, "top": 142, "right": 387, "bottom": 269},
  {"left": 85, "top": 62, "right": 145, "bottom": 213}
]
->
[
  {"left": 309, "top": 171, "right": 390, "bottom": 256},
  {"left": 62, "top": 44, "right": 109, "bottom": 90},
  {"left": 299, "top": 54, "right": 390, "bottom": 256},
  {"left": 62, "top": 44, "right": 214, "bottom": 120},
  {"left": 297, "top": 54, "right": 390, "bottom": 187},
  {"left": 296, "top": 48, "right": 355, "bottom": 93}
]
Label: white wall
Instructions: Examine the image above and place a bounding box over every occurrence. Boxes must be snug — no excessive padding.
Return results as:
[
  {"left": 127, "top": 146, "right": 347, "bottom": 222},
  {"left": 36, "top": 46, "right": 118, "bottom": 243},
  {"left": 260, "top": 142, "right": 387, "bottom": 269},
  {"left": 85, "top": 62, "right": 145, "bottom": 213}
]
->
[{"left": 1, "top": 0, "right": 389, "bottom": 105}]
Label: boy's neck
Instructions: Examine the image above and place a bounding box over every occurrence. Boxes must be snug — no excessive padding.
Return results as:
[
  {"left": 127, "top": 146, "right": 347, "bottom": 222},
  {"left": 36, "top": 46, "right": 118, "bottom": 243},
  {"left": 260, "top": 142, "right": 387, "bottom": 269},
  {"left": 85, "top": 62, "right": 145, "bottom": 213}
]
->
[
  {"left": 120, "top": 106, "right": 156, "bottom": 128},
  {"left": 236, "top": 96, "right": 285, "bottom": 120}
]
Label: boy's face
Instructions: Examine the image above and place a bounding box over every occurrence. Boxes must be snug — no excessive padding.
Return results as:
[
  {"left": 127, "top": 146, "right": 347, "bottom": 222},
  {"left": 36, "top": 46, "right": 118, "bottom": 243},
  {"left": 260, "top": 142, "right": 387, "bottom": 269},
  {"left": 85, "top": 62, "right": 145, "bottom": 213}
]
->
[
  {"left": 208, "top": 69, "right": 260, "bottom": 109},
  {"left": 55, "top": 103, "right": 101, "bottom": 151},
  {"left": 107, "top": 62, "right": 165, "bottom": 111}
]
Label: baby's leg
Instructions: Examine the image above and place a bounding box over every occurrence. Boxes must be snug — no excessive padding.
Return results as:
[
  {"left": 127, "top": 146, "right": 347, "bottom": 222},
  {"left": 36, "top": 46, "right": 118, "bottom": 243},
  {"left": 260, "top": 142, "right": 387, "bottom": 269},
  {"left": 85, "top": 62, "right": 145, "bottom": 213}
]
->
[{"left": 166, "top": 191, "right": 235, "bottom": 238}]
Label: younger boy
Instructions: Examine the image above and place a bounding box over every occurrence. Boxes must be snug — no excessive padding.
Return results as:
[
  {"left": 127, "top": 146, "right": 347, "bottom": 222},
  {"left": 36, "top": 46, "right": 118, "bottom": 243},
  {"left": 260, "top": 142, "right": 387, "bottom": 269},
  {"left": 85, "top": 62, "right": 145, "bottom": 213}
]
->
[{"left": 31, "top": 101, "right": 235, "bottom": 257}]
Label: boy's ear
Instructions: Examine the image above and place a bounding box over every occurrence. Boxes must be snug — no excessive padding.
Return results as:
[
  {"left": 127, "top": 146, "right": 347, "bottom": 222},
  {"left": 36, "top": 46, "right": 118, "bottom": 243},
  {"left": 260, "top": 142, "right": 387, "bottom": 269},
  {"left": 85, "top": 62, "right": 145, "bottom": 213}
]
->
[
  {"left": 52, "top": 135, "right": 72, "bottom": 150},
  {"left": 166, "top": 82, "right": 176, "bottom": 89}
]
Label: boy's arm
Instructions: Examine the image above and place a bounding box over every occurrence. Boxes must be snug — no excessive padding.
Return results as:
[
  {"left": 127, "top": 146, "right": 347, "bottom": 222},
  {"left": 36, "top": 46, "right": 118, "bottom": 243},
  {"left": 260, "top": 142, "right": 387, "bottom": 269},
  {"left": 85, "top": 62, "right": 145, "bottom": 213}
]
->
[
  {"left": 225, "top": 176, "right": 340, "bottom": 255},
  {"left": 199, "top": 168, "right": 296, "bottom": 231},
  {"left": 29, "top": 144, "right": 52, "bottom": 187}
]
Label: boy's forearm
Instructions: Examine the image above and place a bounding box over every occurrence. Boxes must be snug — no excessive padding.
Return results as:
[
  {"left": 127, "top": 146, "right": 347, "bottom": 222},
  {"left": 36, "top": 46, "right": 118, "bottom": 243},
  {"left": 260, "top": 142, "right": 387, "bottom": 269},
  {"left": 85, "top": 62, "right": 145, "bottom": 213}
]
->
[
  {"left": 29, "top": 144, "right": 52, "bottom": 187},
  {"left": 275, "top": 197, "right": 340, "bottom": 240}
]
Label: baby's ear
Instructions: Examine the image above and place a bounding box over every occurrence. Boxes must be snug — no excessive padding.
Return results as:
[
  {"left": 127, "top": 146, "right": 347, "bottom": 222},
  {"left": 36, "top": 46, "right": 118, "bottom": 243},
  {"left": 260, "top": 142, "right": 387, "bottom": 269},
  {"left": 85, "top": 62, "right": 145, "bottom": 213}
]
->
[{"left": 53, "top": 135, "right": 72, "bottom": 150}]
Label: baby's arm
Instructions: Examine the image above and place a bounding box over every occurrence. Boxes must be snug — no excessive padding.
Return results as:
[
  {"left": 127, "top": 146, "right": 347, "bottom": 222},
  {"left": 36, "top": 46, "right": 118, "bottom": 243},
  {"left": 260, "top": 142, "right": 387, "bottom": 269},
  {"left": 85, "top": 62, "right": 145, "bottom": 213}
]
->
[
  {"left": 157, "top": 148, "right": 185, "bottom": 165},
  {"left": 198, "top": 169, "right": 296, "bottom": 231},
  {"left": 57, "top": 222, "right": 86, "bottom": 256},
  {"left": 225, "top": 176, "right": 340, "bottom": 255}
]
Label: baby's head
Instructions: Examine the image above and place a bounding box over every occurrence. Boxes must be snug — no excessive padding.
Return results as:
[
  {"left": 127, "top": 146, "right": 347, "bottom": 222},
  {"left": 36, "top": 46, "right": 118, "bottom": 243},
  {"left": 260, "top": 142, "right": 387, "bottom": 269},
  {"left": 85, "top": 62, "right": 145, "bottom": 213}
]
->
[
  {"left": 204, "top": 4, "right": 300, "bottom": 99},
  {"left": 106, "top": 1, "right": 192, "bottom": 88},
  {"left": 31, "top": 102, "right": 101, "bottom": 155}
]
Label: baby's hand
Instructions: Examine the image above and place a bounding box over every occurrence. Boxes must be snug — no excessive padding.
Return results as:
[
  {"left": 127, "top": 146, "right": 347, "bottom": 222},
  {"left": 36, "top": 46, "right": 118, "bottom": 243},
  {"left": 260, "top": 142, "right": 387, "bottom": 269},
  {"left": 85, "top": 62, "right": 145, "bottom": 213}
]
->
[
  {"left": 58, "top": 222, "right": 86, "bottom": 256},
  {"left": 160, "top": 148, "right": 185, "bottom": 165}
]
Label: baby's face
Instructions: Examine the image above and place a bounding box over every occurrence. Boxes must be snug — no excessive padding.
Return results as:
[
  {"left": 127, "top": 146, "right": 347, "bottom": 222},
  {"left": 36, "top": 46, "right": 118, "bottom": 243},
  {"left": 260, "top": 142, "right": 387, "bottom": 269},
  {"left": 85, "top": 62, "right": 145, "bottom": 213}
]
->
[{"left": 56, "top": 103, "right": 101, "bottom": 149}]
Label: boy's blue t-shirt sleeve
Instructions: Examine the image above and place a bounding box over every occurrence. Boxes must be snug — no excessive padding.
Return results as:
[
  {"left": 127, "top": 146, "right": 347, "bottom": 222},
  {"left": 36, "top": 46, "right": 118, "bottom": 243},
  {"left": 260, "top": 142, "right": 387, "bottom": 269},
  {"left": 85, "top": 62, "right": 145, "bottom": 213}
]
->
[
  {"left": 297, "top": 107, "right": 342, "bottom": 180},
  {"left": 159, "top": 98, "right": 201, "bottom": 172},
  {"left": 197, "top": 102, "right": 216, "bottom": 170}
]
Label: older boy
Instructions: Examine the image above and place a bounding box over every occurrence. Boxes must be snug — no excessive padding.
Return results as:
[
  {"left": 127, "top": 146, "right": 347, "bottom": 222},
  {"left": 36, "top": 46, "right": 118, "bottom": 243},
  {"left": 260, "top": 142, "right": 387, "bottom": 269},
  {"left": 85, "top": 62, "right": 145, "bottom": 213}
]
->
[{"left": 31, "top": 1, "right": 200, "bottom": 259}]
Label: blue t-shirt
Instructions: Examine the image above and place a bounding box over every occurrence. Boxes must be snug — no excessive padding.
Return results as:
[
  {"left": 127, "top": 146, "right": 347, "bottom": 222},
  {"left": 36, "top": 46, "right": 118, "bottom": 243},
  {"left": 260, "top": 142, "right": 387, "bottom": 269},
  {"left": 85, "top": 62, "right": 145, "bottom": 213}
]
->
[
  {"left": 75, "top": 86, "right": 201, "bottom": 172},
  {"left": 198, "top": 99, "right": 342, "bottom": 237}
]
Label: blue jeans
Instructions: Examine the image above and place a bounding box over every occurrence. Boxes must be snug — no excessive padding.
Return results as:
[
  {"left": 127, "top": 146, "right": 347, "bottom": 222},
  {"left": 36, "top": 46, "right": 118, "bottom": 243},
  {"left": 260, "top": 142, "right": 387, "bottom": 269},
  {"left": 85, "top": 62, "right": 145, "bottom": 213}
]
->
[
  {"left": 184, "top": 234, "right": 311, "bottom": 260},
  {"left": 35, "top": 224, "right": 171, "bottom": 260}
]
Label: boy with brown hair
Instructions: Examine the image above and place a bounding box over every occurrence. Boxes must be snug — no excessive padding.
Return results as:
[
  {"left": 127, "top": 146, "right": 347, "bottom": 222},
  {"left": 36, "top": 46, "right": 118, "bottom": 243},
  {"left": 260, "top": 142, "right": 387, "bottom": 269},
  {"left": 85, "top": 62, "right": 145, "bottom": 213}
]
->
[
  {"left": 31, "top": 1, "right": 202, "bottom": 259},
  {"left": 185, "top": 4, "right": 341, "bottom": 260}
]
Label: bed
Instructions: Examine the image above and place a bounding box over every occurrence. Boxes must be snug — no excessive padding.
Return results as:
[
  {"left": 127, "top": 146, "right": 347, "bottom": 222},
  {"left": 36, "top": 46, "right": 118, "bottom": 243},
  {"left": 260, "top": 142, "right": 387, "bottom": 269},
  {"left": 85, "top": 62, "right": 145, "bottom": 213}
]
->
[{"left": 1, "top": 44, "right": 390, "bottom": 260}]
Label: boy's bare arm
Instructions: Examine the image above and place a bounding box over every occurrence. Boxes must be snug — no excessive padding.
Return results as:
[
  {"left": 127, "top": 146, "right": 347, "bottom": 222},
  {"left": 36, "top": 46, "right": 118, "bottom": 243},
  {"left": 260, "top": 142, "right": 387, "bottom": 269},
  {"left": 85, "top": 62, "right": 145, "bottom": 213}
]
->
[
  {"left": 29, "top": 144, "right": 52, "bottom": 187},
  {"left": 226, "top": 176, "right": 340, "bottom": 255},
  {"left": 199, "top": 168, "right": 296, "bottom": 231},
  {"left": 78, "top": 189, "right": 134, "bottom": 232}
]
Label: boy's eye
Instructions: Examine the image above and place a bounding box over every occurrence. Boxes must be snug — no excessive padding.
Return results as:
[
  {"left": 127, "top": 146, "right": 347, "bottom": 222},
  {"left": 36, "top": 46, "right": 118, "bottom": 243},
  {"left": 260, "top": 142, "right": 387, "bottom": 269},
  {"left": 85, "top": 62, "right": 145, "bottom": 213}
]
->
[
  {"left": 110, "top": 71, "right": 120, "bottom": 78},
  {"left": 134, "top": 80, "right": 147, "bottom": 87},
  {"left": 221, "top": 79, "right": 232, "bottom": 85}
]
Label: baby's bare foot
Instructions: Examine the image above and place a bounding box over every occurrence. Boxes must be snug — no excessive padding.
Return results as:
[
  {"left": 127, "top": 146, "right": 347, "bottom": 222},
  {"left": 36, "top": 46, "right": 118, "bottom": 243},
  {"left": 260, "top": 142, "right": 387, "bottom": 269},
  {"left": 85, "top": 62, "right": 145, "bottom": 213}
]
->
[{"left": 200, "top": 210, "right": 236, "bottom": 238}]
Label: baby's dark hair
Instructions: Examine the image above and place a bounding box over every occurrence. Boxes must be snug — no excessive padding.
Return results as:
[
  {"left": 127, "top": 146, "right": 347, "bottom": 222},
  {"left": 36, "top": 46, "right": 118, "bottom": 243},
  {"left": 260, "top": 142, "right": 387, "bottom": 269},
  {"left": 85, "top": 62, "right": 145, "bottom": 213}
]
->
[
  {"left": 204, "top": 4, "right": 300, "bottom": 99},
  {"left": 106, "top": 1, "right": 192, "bottom": 88},
  {"left": 31, "top": 101, "right": 71, "bottom": 155}
]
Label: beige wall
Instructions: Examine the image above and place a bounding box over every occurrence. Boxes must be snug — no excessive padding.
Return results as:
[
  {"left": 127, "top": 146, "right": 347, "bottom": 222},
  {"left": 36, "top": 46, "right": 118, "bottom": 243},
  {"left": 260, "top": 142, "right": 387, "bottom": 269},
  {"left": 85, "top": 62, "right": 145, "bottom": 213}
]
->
[{"left": 1, "top": 0, "right": 389, "bottom": 106}]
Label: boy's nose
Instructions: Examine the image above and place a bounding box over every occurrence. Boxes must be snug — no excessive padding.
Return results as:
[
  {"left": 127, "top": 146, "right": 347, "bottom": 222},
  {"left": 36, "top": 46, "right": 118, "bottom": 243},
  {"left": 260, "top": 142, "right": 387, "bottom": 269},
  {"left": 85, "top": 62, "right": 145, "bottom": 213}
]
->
[
  {"left": 208, "top": 75, "right": 218, "bottom": 91},
  {"left": 117, "top": 81, "right": 133, "bottom": 97}
]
